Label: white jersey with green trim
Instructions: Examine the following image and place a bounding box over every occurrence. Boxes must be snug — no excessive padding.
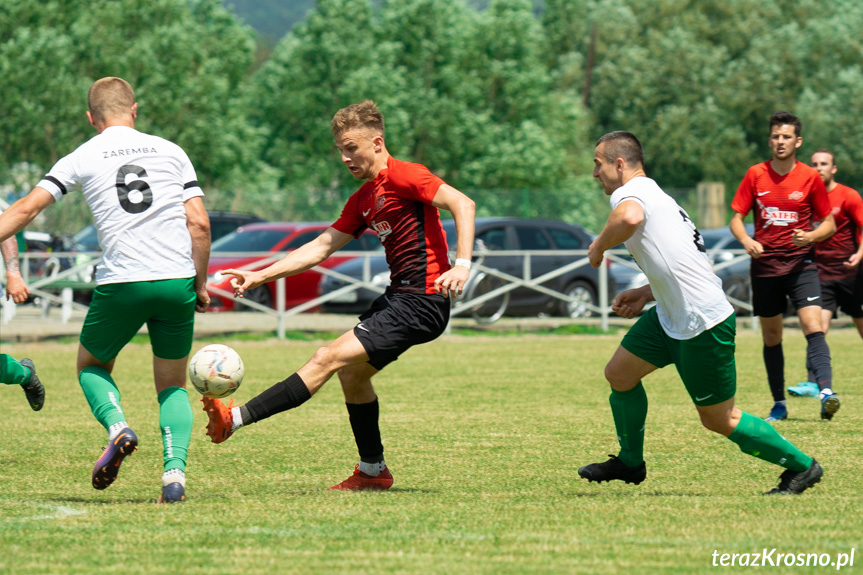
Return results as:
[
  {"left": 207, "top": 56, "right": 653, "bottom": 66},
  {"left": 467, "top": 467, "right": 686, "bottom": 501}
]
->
[
  {"left": 611, "top": 176, "right": 733, "bottom": 339},
  {"left": 37, "top": 126, "right": 203, "bottom": 285}
]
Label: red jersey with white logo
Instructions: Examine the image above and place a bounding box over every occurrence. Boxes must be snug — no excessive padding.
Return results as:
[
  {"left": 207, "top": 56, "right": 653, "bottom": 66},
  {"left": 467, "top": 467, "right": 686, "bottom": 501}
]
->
[
  {"left": 731, "top": 161, "right": 831, "bottom": 277},
  {"left": 332, "top": 156, "right": 450, "bottom": 294},
  {"left": 814, "top": 183, "right": 863, "bottom": 280}
]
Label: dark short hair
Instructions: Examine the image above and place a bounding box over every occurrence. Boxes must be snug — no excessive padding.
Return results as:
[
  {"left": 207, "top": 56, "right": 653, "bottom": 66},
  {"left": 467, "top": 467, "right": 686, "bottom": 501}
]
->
[
  {"left": 769, "top": 111, "right": 802, "bottom": 137},
  {"left": 596, "top": 131, "right": 644, "bottom": 166},
  {"left": 811, "top": 148, "right": 836, "bottom": 165}
]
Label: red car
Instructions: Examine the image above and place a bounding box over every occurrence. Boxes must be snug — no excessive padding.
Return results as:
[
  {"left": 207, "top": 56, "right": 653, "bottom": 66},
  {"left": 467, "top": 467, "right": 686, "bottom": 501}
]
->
[{"left": 206, "top": 222, "right": 382, "bottom": 311}]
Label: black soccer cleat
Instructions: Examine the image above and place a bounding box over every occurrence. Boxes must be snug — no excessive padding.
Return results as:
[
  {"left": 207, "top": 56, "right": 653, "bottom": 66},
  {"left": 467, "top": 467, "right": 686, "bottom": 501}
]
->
[
  {"left": 764, "top": 459, "right": 823, "bottom": 495},
  {"left": 19, "top": 358, "right": 45, "bottom": 411},
  {"left": 578, "top": 454, "right": 646, "bottom": 485}
]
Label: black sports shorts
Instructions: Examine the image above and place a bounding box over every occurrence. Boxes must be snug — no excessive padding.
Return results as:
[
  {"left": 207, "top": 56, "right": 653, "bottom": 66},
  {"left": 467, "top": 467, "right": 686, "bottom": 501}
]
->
[
  {"left": 354, "top": 289, "right": 450, "bottom": 370},
  {"left": 820, "top": 271, "right": 863, "bottom": 318},
  {"left": 751, "top": 268, "right": 821, "bottom": 317}
]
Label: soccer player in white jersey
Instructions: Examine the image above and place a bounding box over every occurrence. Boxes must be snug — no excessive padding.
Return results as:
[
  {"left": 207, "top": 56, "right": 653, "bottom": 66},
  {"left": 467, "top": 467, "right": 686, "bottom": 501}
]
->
[
  {"left": 578, "top": 131, "right": 822, "bottom": 494},
  {"left": 0, "top": 225, "right": 45, "bottom": 411},
  {"left": 0, "top": 77, "right": 211, "bottom": 503}
]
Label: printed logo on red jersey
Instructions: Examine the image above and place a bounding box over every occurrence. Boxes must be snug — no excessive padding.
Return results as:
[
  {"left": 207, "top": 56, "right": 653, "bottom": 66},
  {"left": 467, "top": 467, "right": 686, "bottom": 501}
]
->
[
  {"left": 789, "top": 190, "right": 804, "bottom": 200},
  {"left": 372, "top": 219, "right": 393, "bottom": 241},
  {"left": 758, "top": 199, "right": 798, "bottom": 227}
]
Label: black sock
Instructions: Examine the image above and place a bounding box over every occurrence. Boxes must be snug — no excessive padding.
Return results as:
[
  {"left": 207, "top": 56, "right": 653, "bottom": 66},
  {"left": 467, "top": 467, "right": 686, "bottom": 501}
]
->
[
  {"left": 244, "top": 373, "right": 311, "bottom": 424},
  {"left": 805, "top": 332, "right": 832, "bottom": 391},
  {"left": 346, "top": 398, "right": 383, "bottom": 463},
  {"left": 763, "top": 343, "right": 785, "bottom": 401}
]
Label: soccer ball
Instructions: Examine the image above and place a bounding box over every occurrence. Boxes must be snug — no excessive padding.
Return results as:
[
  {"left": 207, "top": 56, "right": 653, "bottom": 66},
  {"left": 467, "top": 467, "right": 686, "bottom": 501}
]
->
[{"left": 188, "top": 344, "right": 244, "bottom": 398}]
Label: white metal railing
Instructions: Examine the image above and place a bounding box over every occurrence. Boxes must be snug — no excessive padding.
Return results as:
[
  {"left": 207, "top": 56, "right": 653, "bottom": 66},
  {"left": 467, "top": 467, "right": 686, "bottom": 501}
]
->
[{"left": 2, "top": 249, "right": 754, "bottom": 336}]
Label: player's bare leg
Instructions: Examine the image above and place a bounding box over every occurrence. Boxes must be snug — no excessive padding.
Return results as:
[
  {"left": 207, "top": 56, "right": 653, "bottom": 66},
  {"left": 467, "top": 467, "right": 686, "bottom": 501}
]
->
[
  {"left": 78, "top": 345, "right": 138, "bottom": 491},
  {"left": 154, "top": 356, "right": 192, "bottom": 503},
  {"left": 329, "top": 362, "right": 393, "bottom": 490},
  {"left": 203, "top": 329, "right": 370, "bottom": 442},
  {"left": 579, "top": 346, "right": 655, "bottom": 485}
]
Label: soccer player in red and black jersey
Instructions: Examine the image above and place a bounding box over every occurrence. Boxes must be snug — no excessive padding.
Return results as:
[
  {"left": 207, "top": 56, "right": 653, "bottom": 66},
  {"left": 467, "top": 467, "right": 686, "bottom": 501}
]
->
[
  {"left": 790, "top": 149, "right": 863, "bottom": 398},
  {"left": 730, "top": 111, "right": 837, "bottom": 423},
  {"left": 201, "top": 100, "right": 476, "bottom": 490},
  {"left": 808, "top": 150, "right": 863, "bottom": 339}
]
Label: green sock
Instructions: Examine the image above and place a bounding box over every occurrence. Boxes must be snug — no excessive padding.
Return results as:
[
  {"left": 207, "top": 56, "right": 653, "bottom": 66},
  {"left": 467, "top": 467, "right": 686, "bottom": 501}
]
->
[
  {"left": 0, "top": 354, "right": 30, "bottom": 385},
  {"left": 158, "top": 387, "right": 192, "bottom": 473},
  {"left": 79, "top": 366, "right": 126, "bottom": 429},
  {"left": 609, "top": 382, "right": 648, "bottom": 467},
  {"left": 728, "top": 411, "right": 812, "bottom": 472}
]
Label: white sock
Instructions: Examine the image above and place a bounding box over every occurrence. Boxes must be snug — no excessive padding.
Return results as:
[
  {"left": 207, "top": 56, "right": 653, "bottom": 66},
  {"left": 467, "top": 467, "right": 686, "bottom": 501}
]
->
[
  {"left": 777, "top": 400, "right": 787, "bottom": 406},
  {"left": 108, "top": 421, "right": 129, "bottom": 441},
  {"left": 819, "top": 388, "right": 833, "bottom": 398},
  {"left": 162, "top": 468, "right": 186, "bottom": 487},
  {"left": 358, "top": 460, "right": 387, "bottom": 476},
  {"left": 231, "top": 406, "right": 244, "bottom": 432}
]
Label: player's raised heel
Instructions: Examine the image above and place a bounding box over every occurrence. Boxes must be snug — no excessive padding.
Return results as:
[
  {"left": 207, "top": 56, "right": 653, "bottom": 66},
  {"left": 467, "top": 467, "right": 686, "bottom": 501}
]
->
[
  {"left": 201, "top": 397, "right": 235, "bottom": 443},
  {"left": 158, "top": 482, "right": 186, "bottom": 504},
  {"left": 329, "top": 465, "right": 394, "bottom": 491},
  {"left": 764, "top": 459, "right": 823, "bottom": 495},
  {"left": 92, "top": 427, "right": 138, "bottom": 490},
  {"left": 578, "top": 454, "right": 646, "bottom": 485},
  {"left": 820, "top": 393, "right": 840, "bottom": 421},
  {"left": 19, "top": 358, "right": 45, "bottom": 411}
]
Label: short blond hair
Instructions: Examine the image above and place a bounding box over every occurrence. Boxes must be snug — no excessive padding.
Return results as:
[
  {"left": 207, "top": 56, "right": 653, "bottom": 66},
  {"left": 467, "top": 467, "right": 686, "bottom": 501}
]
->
[
  {"left": 88, "top": 77, "right": 135, "bottom": 123},
  {"left": 331, "top": 100, "right": 384, "bottom": 138}
]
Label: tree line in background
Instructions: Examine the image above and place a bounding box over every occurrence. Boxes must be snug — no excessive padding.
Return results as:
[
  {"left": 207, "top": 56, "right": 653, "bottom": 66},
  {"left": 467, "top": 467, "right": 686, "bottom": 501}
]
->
[{"left": 2, "top": 0, "right": 862, "bottom": 236}]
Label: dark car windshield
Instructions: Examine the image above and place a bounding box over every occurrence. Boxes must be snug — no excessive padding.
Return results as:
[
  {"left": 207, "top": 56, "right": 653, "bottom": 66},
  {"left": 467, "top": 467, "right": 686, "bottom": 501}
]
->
[{"left": 211, "top": 230, "right": 289, "bottom": 253}]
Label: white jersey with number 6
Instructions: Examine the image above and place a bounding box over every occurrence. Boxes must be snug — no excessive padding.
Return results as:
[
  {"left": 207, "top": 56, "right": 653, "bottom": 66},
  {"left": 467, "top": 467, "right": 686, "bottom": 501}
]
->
[
  {"left": 37, "top": 125, "right": 203, "bottom": 285},
  {"left": 610, "top": 176, "right": 733, "bottom": 340}
]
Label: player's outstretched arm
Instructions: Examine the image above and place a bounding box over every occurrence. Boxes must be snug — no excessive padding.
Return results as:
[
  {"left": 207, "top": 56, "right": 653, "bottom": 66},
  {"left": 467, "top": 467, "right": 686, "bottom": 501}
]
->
[
  {"left": 184, "top": 196, "right": 211, "bottom": 312},
  {"left": 0, "top": 234, "right": 28, "bottom": 303},
  {"left": 223, "top": 227, "right": 354, "bottom": 299},
  {"left": 0, "top": 188, "right": 55, "bottom": 244},
  {"left": 589, "top": 200, "right": 644, "bottom": 269},
  {"left": 431, "top": 184, "right": 476, "bottom": 298}
]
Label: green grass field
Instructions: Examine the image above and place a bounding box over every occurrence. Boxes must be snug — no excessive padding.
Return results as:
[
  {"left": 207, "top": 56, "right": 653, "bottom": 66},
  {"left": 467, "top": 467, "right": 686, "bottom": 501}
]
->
[{"left": 1, "top": 326, "right": 860, "bottom": 574}]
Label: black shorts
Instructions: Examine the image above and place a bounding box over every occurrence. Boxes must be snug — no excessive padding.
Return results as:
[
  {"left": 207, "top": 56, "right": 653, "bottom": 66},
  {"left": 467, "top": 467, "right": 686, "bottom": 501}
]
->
[
  {"left": 751, "top": 268, "right": 821, "bottom": 317},
  {"left": 355, "top": 290, "right": 450, "bottom": 370},
  {"left": 820, "top": 271, "right": 863, "bottom": 318}
]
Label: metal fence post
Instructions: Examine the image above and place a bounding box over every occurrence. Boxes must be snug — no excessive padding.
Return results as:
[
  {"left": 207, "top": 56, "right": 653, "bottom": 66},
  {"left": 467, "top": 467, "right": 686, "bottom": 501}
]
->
[
  {"left": 276, "top": 277, "right": 286, "bottom": 340},
  {"left": 599, "top": 260, "right": 609, "bottom": 332}
]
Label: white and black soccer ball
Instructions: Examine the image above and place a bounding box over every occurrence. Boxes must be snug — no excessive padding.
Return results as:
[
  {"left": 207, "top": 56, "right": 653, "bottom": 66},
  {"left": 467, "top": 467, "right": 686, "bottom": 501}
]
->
[{"left": 188, "top": 344, "right": 244, "bottom": 399}]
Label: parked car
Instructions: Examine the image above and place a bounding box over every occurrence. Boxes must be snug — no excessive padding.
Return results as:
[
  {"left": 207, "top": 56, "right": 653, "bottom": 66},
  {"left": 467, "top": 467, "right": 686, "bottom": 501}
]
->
[
  {"left": 206, "top": 222, "right": 383, "bottom": 311},
  {"left": 611, "top": 225, "right": 754, "bottom": 314},
  {"left": 208, "top": 211, "right": 267, "bottom": 242},
  {"left": 319, "top": 217, "right": 626, "bottom": 318},
  {"left": 71, "top": 211, "right": 266, "bottom": 251}
]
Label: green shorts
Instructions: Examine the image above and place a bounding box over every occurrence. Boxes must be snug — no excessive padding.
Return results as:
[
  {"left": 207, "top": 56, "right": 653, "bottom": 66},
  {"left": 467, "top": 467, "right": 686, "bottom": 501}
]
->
[
  {"left": 621, "top": 307, "right": 737, "bottom": 406},
  {"left": 81, "top": 278, "right": 196, "bottom": 363}
]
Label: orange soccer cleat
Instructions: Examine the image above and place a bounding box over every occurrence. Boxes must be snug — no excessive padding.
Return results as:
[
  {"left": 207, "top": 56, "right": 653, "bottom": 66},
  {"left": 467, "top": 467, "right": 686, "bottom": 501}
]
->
[
  {"left": 201, "top": 397, "right": 236, "bottom": 443},
  {"left": 328, "top": 465, "right": 394, "bottom": 491}
]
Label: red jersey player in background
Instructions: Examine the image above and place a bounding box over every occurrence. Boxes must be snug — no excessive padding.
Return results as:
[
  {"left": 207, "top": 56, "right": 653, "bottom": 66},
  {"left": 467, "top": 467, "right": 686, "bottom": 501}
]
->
[
  {"left": 202, "top": 100, "right": 476, "bottom": 490},
  {"left": 730, "top": 111, "right": 837, "bottom": 422},
  {"left": 789, "top": 149, "right": 863, "bottom": 397}
]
